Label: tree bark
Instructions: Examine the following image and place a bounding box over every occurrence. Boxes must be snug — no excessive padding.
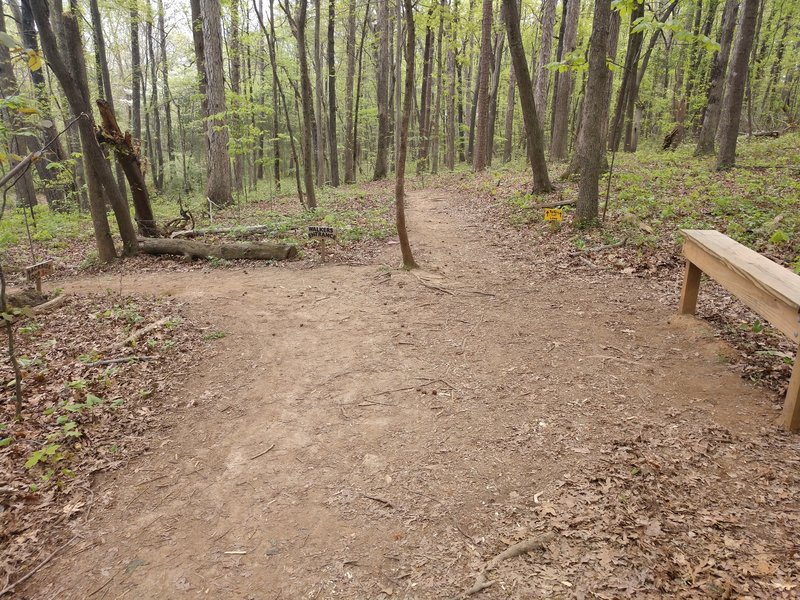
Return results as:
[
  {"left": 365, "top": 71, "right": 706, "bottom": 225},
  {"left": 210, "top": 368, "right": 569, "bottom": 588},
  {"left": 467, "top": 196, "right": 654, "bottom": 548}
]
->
[
  {"left": 486, "top": 27, "right": 505, "bottom": 166},
  {"left": 445, "top": 7, "right": 456, "bottom": 170},
  {"left": 189, "top": 0, "right": 209, "bottom": 163},
  {"left": 89, "top": 0, "right": 128, "bottom": 200},
  {"left": 472, "top": 0, "right": 492, "bottom": 171},
  {"left": 146, "top": 13, "right": 164, "bottom": 191},
  {"left": 549, "top": 0, "right": 579, "bottom": 160},
  {"left": 96, "top": 99, "right": 159, "bottom": 237},
  {"left": 313, "top": 0, "right": 327, "bottom": 184},
  {"left": 696, "top": 0, "right": 739, "bottom": 155},
  {"left": 343, "top": 0, "right": 357, "bottom": 183},
  {"left": 608, "top": 0, "right": 643, "bottom": 152},
  {"left": 373, "top": 0, "right": 391, "bottom": 179},
  {"left": 576, "top": 0, "right": 612, "bottom": 225},
  {"left": 396, "top": 0, "right": 417, "bottom": 268},
  {"left": 229, "top": 0, "right": 245, "bottom": 192},
  {"left": 417, "top": 6, "right": 435, "bottom": 174},
  {"left": 716, "top": 0, "right": 760, "bottom": 170},
  {"left": 430, "top": 3, "right": 444, "bottom": 174},
  {"left": 534, "top": 0, "right": 556, "bottom": 132},
  {"left": 130, "top": 6, "right": 142, "bottom": 141},
  {"left": 156, "top": 0, "right": 174, "bottom": 162},
  {"left": 502, "top": 0, "right": 552, "bottom": 192},
  {"left": 200, "top": 0, "right": 234, "bottom": 205},
  {"left": 139, "top": 238, "right": 298, "bottom": 261},
  {"left": 326, "top": 0, "right": 340, "bottom": 186}
]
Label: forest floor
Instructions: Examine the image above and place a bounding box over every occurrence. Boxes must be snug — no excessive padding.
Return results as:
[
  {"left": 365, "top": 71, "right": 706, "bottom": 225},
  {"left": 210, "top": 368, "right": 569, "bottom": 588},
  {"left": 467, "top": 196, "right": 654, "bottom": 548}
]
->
[{"left": 9, "top": 180, "right": 800, "bottom": 598}]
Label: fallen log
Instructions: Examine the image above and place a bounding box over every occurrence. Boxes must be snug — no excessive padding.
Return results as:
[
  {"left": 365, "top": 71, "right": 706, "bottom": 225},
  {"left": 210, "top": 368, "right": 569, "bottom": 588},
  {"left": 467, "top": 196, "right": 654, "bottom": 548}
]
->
[
  {"left": 532, "top": 199, "right": 577, "bottom": 209},
  {"left": 170, "top": 225, "right": 273, "bottom": 239},
  {"left": 138, "top": 238, "right": 298, "bottom": 261}
]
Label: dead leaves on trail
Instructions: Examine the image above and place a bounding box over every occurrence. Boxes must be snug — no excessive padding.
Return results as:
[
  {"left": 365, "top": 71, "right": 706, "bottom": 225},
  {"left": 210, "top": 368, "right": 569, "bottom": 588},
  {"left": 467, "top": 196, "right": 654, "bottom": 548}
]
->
[{"left": 0, "top": 293, "right": 201, "bottom": 587}]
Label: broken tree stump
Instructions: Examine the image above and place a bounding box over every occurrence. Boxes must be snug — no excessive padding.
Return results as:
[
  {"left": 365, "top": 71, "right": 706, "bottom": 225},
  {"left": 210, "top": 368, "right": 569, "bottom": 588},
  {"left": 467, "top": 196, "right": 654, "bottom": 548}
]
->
[{"left": 138, "top": 238, "right": 298, "bottom": 261}]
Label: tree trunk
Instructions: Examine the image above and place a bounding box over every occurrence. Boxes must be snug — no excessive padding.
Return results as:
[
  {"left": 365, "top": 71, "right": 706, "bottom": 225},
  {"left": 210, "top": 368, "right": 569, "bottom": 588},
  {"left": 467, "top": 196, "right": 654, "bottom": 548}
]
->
[
  {"left": 549, "top": 0, "right": 580, "bottom": 160},
  {"left": 534, "top": 0, "right": 556, "bottom": 131},
  {"left": 313, "top": 0, "right": 327, "bottom": 184},
  {"left": 393, "top": 0, "right": 402, "bottom": 170},
  {"left": 472, "top": 0, "right": 492, "bottom": 171},
  {"left": 486, "top": 28, "right": 505, "bottom": 166},
  {"left": 31, "top": 0, "right": 139, "bottom": 259},
  {"left": 131, "top": 6, "right": 142, "bottom": 141},
  {"left": 146, "top": 13, "right": 164, "bottom": 191},
  {"left": 96, "top": 99, "right": 159, "bottom": 237},
  {"left": 502, "top": 0, "right": 552, "bottom": 192},
  {"left": 156, "top": 0, "right": 174, "bottom": 162},
  {"left": 396, "top": 0, "right": 417, "bottom": 269},
  {"left": 373, "top": 0, "right": 391, "bottom": 179},
  {"left": 417, "top": 6, "right": 435, "bottom": 174},
  {"left": 89, "top": 0, "right": 128, "bottom": 200},
  {"left": 229, "top": 0, "right": 245, "bottom": 192},
  {"left": 576, "top": 0, "right": 612, "bottom": 225},
  {"left": 200, "top": 0, "right": 234, "bottom": 205},
  {"left": 139, "top": 238, "right": 298, "bottom": 261},
  {"left": 608, "top": 0, "right": 643, "bottom": 152},
  {"left": 189, "top": 0, "right": 209, "bottom": 164},
  {"left": 430, "top": 3, "right": 444, "bottom": 174},
  {"left": 716, "top": 0, "right": 760, "bottom": 170},
  {"left": 352, "top": 0, "right": 370, "bottom": 175},
  {"left": 343, "top": 0, "right": 357, "bottom": 183},
  {"left": 326, "top": 0, "right": 340, "bottom": 186},
  {"left": 696, "top": 0, "right": 739, "bottom": 155}
]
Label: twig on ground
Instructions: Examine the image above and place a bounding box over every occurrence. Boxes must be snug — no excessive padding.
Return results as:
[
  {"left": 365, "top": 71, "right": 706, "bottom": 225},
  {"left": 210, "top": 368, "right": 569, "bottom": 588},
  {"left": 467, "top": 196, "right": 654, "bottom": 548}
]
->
[
  {"left": 456, "top": 533, "right": 555, "bottom": 598},
  {"left": 249, "top": 443, "right": 276, "bottom": 460},
  {"left": 0, "top": 535, "right": 79, "bottom": 597},
  {"left": 362, "top": 494, "right": 394, "bottom": 509},
  {"left": 373, "top": 385, "right": 417, "bottom": 396},
  {"left": 412, "top": 272, "right": 455, "bottom": 296}
]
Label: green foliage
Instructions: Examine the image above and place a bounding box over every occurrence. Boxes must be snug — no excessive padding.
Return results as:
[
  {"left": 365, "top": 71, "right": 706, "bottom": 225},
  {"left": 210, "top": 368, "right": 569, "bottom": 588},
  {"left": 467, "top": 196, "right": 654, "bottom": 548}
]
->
[{"left": 202, "top": 330, "right": 226, "bottom": 340}]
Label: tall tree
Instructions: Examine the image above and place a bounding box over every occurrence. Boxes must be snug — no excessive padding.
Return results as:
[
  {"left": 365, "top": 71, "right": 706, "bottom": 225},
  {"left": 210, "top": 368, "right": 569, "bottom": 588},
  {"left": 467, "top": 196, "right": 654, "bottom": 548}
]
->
[
  {"left": 716, "top": 0, "right": 760, "bottom": 169},
  {"left": 373, "top": 0, "right": 390, "bottom": 179},
  {"left": 189, "top": 0, "right": 209, "bottom": 164},
  {"left": 430, "top": 2, "right": 444, "bottom": 174},
  {"left": 200, "top": 0, "right": 234, "bottom": 204},
  {"left": 696, "top": 0, "right": 740, "bottom": 155},
  {"left": 230, "top": 0, "right": 245, "bottom": 191},
  {"left": 396, "top": 0, "right": 417, "bottom": 269},
  {"left": 281, "top": 0, "right": 317, "bottom": 207},
  {"left": 471, "top": 0, "right": 492, "bottom": 171},
  {"left": 31, "top": 0, "right": 138, "bottom": 259},
  {"left": 327, "top": 0, "right": 340, "bottom": 185},
  {"left": 576, "top": 0, "right": 613, "bottom": 225},
  {"left": 130, "top": 4, "right": 142, "bottom": 141},
  {"left": 534, "top": 0, "right": 556, "bottom": 131},
  {"left": 549, "top": 0, "right": 580, "bottom": 160},
  {"left": 313, "top": 0, "right": 326, "bottom": 183},
  {"left": 343, "top": 0, "right": 357, "bottom": 183},
  {"left": 146, "top": 7, "right": 164, "bottom": 191},
  {"left": 502, "top": 0, "right": 552, "bottom": 192},
  {"left": 156, "top": 0, "right": 174, "bottom": 161}
]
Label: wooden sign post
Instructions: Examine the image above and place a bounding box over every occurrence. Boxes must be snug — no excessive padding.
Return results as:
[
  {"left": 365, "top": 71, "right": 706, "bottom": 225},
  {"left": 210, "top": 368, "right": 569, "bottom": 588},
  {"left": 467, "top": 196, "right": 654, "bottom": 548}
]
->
[
  {"left": 308, "top": 226, "right": 336, "bottom": 262},
  {"left": 24, "top": 260, "right": 53, "bottom": 293}
]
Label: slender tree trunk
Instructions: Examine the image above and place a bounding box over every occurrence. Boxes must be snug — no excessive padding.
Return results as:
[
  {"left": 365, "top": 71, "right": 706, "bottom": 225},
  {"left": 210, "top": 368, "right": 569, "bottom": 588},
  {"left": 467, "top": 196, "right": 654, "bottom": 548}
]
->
[
  {"left": 502, "top": 0, "right": 552, "bottom": 192},
  {"left": 416, "top": 6, "right": 435, "bottom": 174},
  {"left": 230, "top": 0, "right": 245, "bottom": 192},
  {"left": 313, "top": 0, "right": 327, "bottom": 183},
  {"left": 696, "top": 0, "right": 739, "bottom": 154},
  {"left": 352, "top": 0, "right": 370, "bottom": 175},
  {"left": 502, "top": 64, "right": 516, "bottom": 163},
  {"left": 396, "top": 0, "right": 417, "bottom": 269},
  {"left": 549, "top": 0, "right": 580, "bottom": 160},
  {"left": 373, "top": 0, "right": 391, "bottom": 179},
  {"left": 716, "top": 0, "right": 760, "bottom": 169},
  {"left": 343, "top": 0, "right": 357, "bottom": 183},
  {"left": 326, "top": 0, "right": 340, "bottom": 186},
  {"left": 131, "top": 7, "right": 142, "bottom": 141},
  {"left": 430, "top": 3, "right": 444, "bottom": 174},
  {"left": 576, "top": 0, "right": 612, "bottom": 225},
  {"left": 189, "top": 0, "right": 209, "bottom": 171},
  {"left": 486, "top": 27, "right": 505, "bottom": 166},
  {"left": 156, "top": 0, "right": 174, "bottom": 162},
  {"left": 200, "top": 0, "right": 234, "bottom": 204},
  {"left": 89, "top": 0, "right": 127, "bottom": 200},
  {"left": 472, "top": 0, "right": 492, "bottom": 171},
  {"left": 146, "top": 12, "right": 164, "bottom": 191},
  {"left": 534, "top": 0, "right": 556, "bottom": 131}
]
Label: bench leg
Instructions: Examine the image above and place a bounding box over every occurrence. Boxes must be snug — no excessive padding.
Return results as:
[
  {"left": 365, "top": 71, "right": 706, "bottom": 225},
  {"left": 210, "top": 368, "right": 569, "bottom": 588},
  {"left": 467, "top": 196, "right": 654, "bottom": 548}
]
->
[
  {"left": 678, "top": 260, "right": 702, "bottom": 315},
  {"left": 781, "top": 344, "right": 800, "bottom": 431}
]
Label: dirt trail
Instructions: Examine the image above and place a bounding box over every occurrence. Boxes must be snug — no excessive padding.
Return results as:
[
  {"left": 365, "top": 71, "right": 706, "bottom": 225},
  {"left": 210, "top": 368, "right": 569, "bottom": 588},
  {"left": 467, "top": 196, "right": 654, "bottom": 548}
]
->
[{"left": 25, "top": 189, "right": 792, "bottom": 599}]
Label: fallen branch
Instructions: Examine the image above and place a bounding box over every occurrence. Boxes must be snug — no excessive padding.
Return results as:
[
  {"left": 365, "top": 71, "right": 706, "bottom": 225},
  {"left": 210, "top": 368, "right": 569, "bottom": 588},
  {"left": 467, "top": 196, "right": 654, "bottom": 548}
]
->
[
  {"left": 0, "top": 535, "right": 79, "bottom": 597},
  {"left": 32, "top": 294, "right": 70, "bottom": 315},
  {"left": 84, "top": 355, "right": 157, "bottom": 367},
  {"left": 363, "top": 494, "right": 394, "bottom": 509},
  {"left": 249, "top": 443, "right": 275, "bottom": 460},
  {"left": 531, "top": 199, "right": 576, "bottom": 209},
  {"left": 171, "top": 225, "right": 273, "bottom": 239},
  {"left": 412, "top": 272, "right": 455, "bottom": 296},
  {"left": 113, "top": 316, "right": 172, "bottom": 350},
  {"left": 139, "top": 238, "right": 297, "bottom": 261},
  {"left": 457, "top": 533, "right": 555, "bottom": 598}
]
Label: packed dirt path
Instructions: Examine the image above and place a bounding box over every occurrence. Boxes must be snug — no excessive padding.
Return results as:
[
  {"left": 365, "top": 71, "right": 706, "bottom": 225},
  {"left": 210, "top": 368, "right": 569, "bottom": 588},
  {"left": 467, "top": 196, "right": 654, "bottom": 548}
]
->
[{"left": 26, "top": 189, "right": 799, "bottom": 599}]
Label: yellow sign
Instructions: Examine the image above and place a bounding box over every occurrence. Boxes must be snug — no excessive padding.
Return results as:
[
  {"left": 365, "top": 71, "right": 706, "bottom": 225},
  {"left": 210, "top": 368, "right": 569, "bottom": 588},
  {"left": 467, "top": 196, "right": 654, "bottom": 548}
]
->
[{"left": 544, "top": 208, "right": 563, "bottom": 221}]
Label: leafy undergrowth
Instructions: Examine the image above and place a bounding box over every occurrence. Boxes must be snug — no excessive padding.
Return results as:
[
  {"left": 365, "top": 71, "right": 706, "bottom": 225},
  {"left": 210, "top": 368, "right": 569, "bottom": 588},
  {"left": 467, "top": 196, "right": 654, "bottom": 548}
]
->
[
  {"left": 425, "top": 133, "right": 799, "bottom": 398},
  {"left": 0, "top": 293, "right": 201, "bottom": 583},
  {"left": 0, "top": 178, "right": 397, "bottom": 283}
]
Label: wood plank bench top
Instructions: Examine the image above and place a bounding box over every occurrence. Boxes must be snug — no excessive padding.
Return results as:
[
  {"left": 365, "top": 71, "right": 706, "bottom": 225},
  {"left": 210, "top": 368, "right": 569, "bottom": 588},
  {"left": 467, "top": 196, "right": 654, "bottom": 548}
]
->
[{"left": 678, "top": 229, "right": 800, "bottom": 431}]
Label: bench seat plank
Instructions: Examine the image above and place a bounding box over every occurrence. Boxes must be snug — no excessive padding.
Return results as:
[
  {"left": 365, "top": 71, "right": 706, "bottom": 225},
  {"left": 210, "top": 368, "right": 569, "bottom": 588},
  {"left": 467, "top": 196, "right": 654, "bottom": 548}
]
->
[{"left": 681, "top": 229, "right": 800, "bottom": 341}]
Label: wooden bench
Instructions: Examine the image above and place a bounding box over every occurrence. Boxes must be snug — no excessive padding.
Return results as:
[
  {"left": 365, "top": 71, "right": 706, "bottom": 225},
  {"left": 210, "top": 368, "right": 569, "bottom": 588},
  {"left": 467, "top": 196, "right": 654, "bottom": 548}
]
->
[{"left": 678, "top": 229, "right": 800, "bottom": 431}]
